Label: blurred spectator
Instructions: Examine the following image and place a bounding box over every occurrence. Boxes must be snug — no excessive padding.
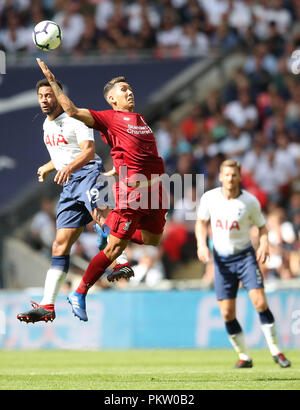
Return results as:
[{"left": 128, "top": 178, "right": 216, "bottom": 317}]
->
[
  {"left": 155, "top": 8, "right": 182, "bottom": 57},
  {"left": 74, "top": 13, "right": 101, "bottom": 54},
  {"left": 155, "top": 117, "right": 173, "bottom": 160},
  {"left": 28, "top": 197, "right": 56, "bottom": 255},
  {"left": 219, "top": 122, "right": 251, "bottom": 162},
  {"left": 71, "top": 222, "right": 99, "bottom": 261},
  {"left": 210, "top": 21, "right": 239, "bottom": 51},
  {"left": 124, "top": 244, "right": 165, "bottom": 287},
  {"left": 223, "top": 89, "right": 258, "bottom": 130},
  {"left": 0, "top": 9, "right": 29, "bottom": 52},
  {"left": 125, "top": 0, "right": 160, "bottom": 35},
  {"left": 53, "top": 0, "right": 85, "bottom": 52},
  {"left": 178, "top": 21, "right": 209, "bottom": 57}
]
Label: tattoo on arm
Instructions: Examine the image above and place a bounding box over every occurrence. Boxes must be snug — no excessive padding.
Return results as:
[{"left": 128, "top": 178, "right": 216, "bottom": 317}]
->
[{"left": 50, "top": 80, "right": 77, "bottom": 116}]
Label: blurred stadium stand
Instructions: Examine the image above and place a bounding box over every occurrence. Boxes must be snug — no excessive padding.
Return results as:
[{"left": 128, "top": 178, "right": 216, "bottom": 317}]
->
[{"left": 0, "top": 0, "right": 299, "bottom": 291}]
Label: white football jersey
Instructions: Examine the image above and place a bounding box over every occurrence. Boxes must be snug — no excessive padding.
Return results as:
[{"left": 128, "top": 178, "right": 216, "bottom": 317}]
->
[
  {"left": 43, "top": 112, "right": 100, "bottom": 170},
  {"left": 197, "top": 187, "right": 265, "bottom": 256}
]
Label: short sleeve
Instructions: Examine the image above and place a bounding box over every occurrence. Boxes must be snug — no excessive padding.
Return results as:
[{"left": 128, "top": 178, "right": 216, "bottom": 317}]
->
[
  {"left": 89, "top": 109, "right": 114, "bottom": 133},
  {"left": 73, "top": 118, "right": 95, "bottom": 143},
  {"left": 197, "top": 192, "right": 211, "bottom": 221},
  {"left": 249, "top": 196, "right": 265, "bottom": 227}
]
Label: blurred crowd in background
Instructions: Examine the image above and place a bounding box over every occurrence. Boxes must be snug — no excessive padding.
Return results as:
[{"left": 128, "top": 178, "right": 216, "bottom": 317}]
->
[
  {"left": 3, "top": 0, "right": 300, "bottom": 288},
  {"left": 0, "top": 0, "right": 299, "bottom": 58}
]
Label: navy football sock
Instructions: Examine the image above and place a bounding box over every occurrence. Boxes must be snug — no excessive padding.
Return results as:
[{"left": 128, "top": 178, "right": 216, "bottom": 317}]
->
[
  {"left": 225, "top": 318, "right": 242, "bottom": 335},
  {"left": 258, "top": 308, "right": 274, "bottom": 325}
]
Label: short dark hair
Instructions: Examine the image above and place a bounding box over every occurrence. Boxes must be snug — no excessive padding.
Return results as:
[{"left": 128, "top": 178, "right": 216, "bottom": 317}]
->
[
  {"left": 36, "top": 78, "right": 63, "bottom": 92},
  {"left": 103, "top": 76, "right": 129, "bottom": 100}
]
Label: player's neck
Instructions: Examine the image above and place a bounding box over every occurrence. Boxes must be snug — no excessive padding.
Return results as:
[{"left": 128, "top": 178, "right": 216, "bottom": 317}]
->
[
  {"left": 47, "top": 107, "right": 64, "bottom": 121},
  {"left": 113, "top": 105, "right": 134, "bottom": 113},
  {"left": 222, "top": 186, "right": 240, "bottom": 200}
]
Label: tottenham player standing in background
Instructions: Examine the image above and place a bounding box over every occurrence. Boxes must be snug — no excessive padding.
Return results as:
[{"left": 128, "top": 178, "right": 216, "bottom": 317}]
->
[
  {"left": 17, "top": 79, "right": 131, "bottom": 324},
  {"left": 195, "top": 159, "right": 291, "bottom": 369}
]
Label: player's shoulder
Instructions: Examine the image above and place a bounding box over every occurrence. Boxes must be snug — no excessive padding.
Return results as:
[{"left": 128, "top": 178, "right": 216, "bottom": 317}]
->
[
  {"left": 61, "top": 112, "right": 89, "bottom": 128},
  {"left": 240, "top": 189, "right": 261, "bottom": 206},
  {"left": 201, "top": 187, "right": 222, "bottom": 202}
]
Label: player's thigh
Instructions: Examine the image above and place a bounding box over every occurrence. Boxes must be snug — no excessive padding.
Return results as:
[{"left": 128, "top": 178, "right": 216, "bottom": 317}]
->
[
  {"left": 217, "top": 298, "right": 237, "bottom": 322},
  {"left": 140, "top": 230, "right": 163, "bottom": 246},
  {"left": 53, "top": 226, "right": 85, "bottom": 255},
  {"left": 238, "top": 249, "right": 265, "bottom": 302},
  {"left": 248, "top": 288, "right": 268, "bottom": 312},
  {"left": 137, "top": 208, "right": 168, "bottom": 246},
  {"left": 213, "top": 257, "right": 240, "bottom": 302},
  {"left": 105, "top": 208, "right": 141, "bottom": 240}
]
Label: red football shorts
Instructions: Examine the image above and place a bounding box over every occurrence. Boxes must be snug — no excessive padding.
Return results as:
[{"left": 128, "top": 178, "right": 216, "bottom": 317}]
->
[{"left": 105, "top": 181, "right": 168, "bottom": 240}]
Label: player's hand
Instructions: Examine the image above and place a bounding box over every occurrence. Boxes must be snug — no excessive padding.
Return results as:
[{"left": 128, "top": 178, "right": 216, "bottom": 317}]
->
[
  {"left": 37, "top": 166, "right": 50, "bottom": 182},
  {"left": 102, "top": 167, "right": 118, "bottom": 177},
  {"left": 197, "top": 245, "right": 210, "bottom": 264},
  {"left": 256, "top": 245, "right": 269, "bottom": 264},
  {"left": 36, "top": 58, "right": 56, "bottom": 83},
  {"left": 54, "top": 166, "right": 72, "bottom": 185}
]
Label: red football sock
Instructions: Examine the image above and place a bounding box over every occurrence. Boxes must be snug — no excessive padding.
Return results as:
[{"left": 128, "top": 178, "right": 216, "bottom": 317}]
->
[
  {"left": 130, "top": 229, "right": 144, "bottom": 245},
  {"left": 76, "top": 251, "right": 112, "bottom": 294}
]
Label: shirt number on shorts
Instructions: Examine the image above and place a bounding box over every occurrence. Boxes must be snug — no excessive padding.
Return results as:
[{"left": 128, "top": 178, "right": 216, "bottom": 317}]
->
[{"left": 86, "top": 188, "right": 100, "bottom": 204}]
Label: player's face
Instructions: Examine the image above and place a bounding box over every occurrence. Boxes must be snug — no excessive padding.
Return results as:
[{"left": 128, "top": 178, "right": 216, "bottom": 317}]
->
[
  {"left": 37, "top": 86, "right": 59, "bottom": 115},
  {"left": 219, "top": 166, "right": 241, "bottom": 191},
  {"left": 108, "top": 82, "right": 135, "bottom": 112}
]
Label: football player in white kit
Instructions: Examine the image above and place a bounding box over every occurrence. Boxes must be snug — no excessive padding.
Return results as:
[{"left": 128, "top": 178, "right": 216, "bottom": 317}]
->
[
  {"left": 17, "top": 79, "right": 132, "bottom": 324},
  {"left": 196, "top": 159, "right": 291, "bottom": 368}
]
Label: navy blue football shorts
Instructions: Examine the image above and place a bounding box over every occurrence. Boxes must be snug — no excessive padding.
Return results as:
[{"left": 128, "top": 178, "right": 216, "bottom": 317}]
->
[
  {"left": 213, "top": 246, "right": 264, "bottom": 300},
  {"left": 56, "top": 160, "right": 108, "bottom": 229}
]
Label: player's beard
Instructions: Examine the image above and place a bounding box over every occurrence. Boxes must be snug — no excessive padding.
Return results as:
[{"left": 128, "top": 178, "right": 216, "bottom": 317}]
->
[{"left": 41, "top": 101, "right": 59, "bottom": 116}]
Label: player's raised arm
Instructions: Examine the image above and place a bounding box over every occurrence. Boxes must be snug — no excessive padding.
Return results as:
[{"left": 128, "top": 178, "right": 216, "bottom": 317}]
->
[{"left": 36, "top": 58, "right": 94, "bottom": 128}]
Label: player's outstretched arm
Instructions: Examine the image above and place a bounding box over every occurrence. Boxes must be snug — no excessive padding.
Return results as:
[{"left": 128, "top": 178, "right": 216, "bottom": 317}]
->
[{"left": 36, "top": 58, "right": 95, "bottom": 128}]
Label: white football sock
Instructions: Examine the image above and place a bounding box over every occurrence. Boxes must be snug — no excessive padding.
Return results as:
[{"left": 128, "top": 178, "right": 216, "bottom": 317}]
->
[
  {"left": 228, "top": 332, "right": 251, "bottom": 361},
  {"left": 115, "top": 250, "right": 128, "bottom": 265},
  {"left": 40, "top": 268, "right": 67, "bottom": 306},
  {"left": 261, "top": 323, "right": 281, "bottom": 356}
]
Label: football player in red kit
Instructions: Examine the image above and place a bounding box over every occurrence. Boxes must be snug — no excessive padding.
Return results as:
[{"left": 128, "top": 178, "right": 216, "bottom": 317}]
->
[{"left": 37, "top": 58, "right": 168, "bottom": 321}]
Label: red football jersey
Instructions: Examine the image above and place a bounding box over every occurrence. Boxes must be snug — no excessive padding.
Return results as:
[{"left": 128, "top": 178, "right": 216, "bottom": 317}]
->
[{"left": 89, "top": 109, "right": 165, "bottom": 181}]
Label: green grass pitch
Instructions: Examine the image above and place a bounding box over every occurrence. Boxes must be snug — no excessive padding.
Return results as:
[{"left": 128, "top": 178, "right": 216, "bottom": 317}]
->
[{"left": 0, "top": 349, "right": 300, "bottom": 390}]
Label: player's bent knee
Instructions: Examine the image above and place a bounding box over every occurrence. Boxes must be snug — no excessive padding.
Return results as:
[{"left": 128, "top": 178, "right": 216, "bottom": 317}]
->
[
  {"left": 254, "top": 300, "right": 268, "bottom": 312},
  {"left": 52, "top": 239, "right": 68, "bottom": 255},
  {"left": 221, "top": 310, "right": 236, "bottom": 322}
]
